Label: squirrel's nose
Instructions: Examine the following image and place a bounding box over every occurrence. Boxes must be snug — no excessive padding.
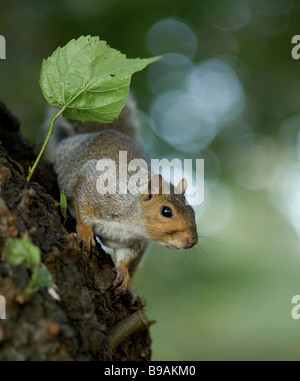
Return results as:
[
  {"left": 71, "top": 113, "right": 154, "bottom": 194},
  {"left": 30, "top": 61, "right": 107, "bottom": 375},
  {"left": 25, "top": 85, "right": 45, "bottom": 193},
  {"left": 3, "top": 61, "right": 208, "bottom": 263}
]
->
[{"left": 185, "top": 235, "right": 198, "bottom": 249}]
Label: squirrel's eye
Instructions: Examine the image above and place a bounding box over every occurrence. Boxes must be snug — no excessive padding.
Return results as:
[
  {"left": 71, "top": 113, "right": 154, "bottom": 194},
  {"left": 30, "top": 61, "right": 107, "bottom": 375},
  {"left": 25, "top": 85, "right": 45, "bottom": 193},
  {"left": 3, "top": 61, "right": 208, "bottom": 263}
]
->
[{"left": 161, "top": 206, "right": 173, "bottom": 218}]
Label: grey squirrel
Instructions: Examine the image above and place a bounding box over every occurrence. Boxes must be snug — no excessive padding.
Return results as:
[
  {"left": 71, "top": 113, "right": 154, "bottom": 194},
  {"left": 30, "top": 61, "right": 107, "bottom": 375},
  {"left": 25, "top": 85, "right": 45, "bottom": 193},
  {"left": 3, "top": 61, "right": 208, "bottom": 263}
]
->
[{"left": 54, "top": 95, "right": 198, "bottom": 296}]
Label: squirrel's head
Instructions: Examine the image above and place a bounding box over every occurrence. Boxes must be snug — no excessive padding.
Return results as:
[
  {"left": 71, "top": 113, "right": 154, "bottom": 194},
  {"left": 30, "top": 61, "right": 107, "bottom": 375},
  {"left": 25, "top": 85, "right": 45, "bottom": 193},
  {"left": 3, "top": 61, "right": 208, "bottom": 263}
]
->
[{"left": 140, "top": 174, "right": 198, "bottom": 250}]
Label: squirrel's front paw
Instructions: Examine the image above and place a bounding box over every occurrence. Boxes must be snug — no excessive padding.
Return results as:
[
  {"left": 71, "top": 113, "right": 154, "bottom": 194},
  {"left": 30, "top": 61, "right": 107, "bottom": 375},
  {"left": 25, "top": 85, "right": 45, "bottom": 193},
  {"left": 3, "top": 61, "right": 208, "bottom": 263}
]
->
[
  {"left": 76, "top": 223, "right": 96, "bottom": 252},
  {"left": 112, "top": 269, "right": 131, "bottom": 298},
  {"left": 77, "top": 235, "right": 96, "bottom": 251}
]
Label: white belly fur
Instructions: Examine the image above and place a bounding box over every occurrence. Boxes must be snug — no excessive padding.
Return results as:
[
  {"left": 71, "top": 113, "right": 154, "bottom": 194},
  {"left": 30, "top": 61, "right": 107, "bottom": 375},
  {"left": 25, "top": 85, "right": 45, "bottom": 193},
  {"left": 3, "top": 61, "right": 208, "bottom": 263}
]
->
[{"left": 86, "top": 217, "right": 147, "bottom": 249}]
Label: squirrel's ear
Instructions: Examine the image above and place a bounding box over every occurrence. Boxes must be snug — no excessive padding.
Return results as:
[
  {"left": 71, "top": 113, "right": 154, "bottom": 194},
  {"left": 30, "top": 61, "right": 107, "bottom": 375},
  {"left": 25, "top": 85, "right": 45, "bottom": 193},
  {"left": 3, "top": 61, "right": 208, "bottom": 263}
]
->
[
  {"left": 176, "top": 178, "right": 188, "bottom": 194},
  {"left": 140, "top": 174, "right": 163, "bottom": 202}
]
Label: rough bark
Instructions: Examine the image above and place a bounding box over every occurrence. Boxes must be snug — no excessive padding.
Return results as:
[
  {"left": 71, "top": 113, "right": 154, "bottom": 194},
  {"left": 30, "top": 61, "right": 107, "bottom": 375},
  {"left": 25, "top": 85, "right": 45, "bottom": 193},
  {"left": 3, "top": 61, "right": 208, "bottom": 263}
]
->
[{"left": 0, "top": 103, "right": 152, "bottom": 361}]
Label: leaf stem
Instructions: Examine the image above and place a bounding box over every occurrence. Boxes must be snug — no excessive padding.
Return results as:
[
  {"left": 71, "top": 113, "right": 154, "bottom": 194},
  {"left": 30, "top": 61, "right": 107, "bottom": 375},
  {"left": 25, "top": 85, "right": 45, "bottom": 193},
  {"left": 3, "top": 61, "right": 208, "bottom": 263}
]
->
[{"left": 26, "top": 106, "right": 67, "bottom": 181}]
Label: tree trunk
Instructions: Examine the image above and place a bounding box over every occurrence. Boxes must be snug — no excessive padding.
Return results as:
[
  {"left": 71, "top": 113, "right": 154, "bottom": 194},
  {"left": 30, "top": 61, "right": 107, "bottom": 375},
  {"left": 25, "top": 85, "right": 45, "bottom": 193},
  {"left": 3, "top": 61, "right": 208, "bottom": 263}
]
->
[{"left": 0, "top": 103, "right": 152, "bottom": 361}]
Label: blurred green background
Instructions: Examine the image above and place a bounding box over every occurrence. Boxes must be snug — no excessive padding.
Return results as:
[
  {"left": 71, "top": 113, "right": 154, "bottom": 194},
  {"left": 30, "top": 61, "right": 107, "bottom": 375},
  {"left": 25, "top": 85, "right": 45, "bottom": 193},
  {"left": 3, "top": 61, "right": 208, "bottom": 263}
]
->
[{"left": 2, "top": 0, "right": 300, "bottom": 360}]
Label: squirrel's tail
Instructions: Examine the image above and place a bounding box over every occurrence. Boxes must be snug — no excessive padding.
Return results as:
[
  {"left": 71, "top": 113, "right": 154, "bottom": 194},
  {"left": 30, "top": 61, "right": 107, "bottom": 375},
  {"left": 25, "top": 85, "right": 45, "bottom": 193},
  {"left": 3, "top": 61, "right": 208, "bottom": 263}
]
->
[{"left": 43, "top": 94, "right": 140, "bottom": 161}]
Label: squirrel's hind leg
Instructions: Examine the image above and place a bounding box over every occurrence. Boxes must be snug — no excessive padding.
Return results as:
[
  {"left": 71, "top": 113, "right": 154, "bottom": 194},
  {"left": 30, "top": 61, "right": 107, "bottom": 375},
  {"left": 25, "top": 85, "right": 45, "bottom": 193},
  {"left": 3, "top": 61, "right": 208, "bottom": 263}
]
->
[
  {"left": 128, "top": 243, "right": 149, "bottom": 277},
  {"left": 113, "top": 241, "right": 148, "bottom": 297},
  {"left": 113, "top": 254, "right": 132, "bottom": 297}
]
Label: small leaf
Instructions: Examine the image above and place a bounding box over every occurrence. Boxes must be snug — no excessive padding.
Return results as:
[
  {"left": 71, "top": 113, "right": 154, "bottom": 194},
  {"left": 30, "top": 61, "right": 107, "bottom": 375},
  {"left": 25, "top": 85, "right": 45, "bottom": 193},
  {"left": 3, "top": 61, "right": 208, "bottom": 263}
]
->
[
  {"left": 6, "top": 234, "right": 40, "bottom": 268},
  {"left": 25, "top": 267, "right": 53, "bottom": 296},
  {"left": 60, "top": 190, "right": 67, "bottom": 225},
  {"left": 39, "top": 35, "right": 161, "bottom": 123}
]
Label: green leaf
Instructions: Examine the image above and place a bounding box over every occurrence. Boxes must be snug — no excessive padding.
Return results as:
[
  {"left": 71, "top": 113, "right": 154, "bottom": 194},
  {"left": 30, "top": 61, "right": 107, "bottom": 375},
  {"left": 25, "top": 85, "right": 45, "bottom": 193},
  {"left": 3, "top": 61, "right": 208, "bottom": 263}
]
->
[
  {"left": 39, "top": 35, "right": 161, "bottom": 123},
  {"left": 60, "top": 190, "right": 67, "bottom": 225},
  {"left": 6, "top": 234, "right": 41, "bottom": 268},
  {"left": 25, "top": 267, "right": 53, "bottom": 296}
]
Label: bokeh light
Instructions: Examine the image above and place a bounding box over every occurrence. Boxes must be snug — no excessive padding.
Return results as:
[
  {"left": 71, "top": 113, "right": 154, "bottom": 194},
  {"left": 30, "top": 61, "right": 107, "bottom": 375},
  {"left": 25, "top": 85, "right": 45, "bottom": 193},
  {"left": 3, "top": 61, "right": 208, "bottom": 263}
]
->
[
  {"left": 147, "top": 19, "right": 245, "bottom": 155},
  {"left": 146, "top": 18, "right": 198, "bottom": 59},
  {"left": 201, "top": 0, "right": 251, "bottom": 31}
]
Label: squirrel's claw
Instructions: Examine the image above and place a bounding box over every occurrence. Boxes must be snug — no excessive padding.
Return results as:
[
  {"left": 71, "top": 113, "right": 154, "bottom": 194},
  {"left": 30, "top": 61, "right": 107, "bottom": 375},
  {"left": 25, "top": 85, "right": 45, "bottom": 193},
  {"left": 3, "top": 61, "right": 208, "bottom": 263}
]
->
[
  {"left": 112, "top": 269, "right": 131, "bottom": 297},
  {"left": 76, "top": 222, "right": 96, "bottom": 252},
  {"left": 77, "top": 234, "right": 96, "bottom": 252}
]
